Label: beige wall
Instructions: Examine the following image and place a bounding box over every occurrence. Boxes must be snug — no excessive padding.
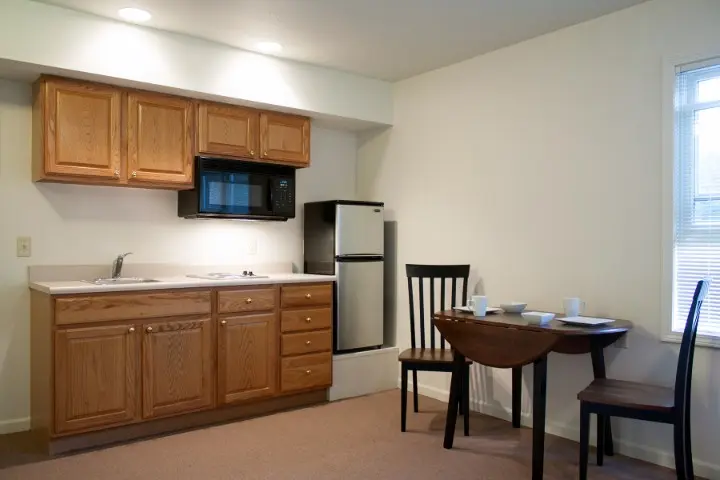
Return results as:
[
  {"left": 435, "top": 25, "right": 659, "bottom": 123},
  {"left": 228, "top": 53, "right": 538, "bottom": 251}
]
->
[
  {"left": 0, "top": 78, "right": 357, "bottom": 432},
  {"left": 358, "top": 0, "right": 720, "bottom": 476}
]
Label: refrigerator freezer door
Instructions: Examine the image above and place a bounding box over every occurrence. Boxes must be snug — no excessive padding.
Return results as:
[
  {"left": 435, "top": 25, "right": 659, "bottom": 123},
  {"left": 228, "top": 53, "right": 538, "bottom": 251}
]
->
[
  {"left": 336, "top": 260, "right": 384, "bottom": 351},
  {"left": 335, "top": 204, "right": 384, "bottom": 256}
]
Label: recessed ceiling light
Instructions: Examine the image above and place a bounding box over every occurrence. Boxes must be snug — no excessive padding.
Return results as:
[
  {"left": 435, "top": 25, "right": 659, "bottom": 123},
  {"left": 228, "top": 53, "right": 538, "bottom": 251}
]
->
[
  {"left": 118, "top": 7, "right": 152, "bottom": 23},
  {"left": 255, "top": 42, "right": 283, "bottom": 54}
]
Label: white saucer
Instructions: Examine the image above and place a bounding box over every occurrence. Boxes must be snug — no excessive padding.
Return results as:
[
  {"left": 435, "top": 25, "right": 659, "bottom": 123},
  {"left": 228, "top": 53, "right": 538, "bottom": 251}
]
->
[{"left": 452, "top": 306, "right": 502, "bottom": 315}]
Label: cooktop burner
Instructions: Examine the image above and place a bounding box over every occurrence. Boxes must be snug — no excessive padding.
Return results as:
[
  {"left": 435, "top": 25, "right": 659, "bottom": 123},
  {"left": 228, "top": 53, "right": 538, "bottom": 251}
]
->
[{"left": 186, "top": 271, "right": 269, "bottom": 280}]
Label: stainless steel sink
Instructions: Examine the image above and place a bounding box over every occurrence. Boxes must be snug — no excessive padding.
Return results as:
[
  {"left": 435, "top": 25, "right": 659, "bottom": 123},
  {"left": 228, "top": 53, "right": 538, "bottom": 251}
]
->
[{"left": 83, "top": 277, "right": 160, "bottom": 285}]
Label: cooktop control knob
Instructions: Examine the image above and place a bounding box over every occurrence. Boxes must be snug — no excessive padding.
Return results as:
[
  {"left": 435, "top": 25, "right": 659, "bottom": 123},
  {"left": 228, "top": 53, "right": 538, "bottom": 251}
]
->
[{"left": 242, "top": 270, "right": 248, "bottom": 276}]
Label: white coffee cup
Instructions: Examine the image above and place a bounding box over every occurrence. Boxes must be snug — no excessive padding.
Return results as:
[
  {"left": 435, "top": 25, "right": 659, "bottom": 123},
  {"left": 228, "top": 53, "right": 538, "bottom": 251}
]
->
[
  {"left": 563, "top": 297, "right": 585, "bottom": 317},
  {"left": 468, "top": 295, "right": 488, "bottom": 317}
]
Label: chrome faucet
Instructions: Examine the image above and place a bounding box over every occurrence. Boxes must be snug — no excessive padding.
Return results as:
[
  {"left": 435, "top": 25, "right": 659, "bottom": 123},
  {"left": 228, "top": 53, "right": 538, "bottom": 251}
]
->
[{"left": 111, "top": 252, "right": 133, "bottom": 278}]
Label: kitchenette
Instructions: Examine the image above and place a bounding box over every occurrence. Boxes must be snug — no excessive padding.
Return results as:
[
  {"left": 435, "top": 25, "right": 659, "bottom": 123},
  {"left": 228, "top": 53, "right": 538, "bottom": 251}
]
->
[{"left": 0, "top": 71, "right": 398, "bottom": 453}]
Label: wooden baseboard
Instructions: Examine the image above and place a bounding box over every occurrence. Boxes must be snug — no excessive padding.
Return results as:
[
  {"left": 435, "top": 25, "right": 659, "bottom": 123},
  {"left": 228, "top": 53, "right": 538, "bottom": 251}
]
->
[{"left": 46, "top": 390, "right": 327, "bottom": 455}]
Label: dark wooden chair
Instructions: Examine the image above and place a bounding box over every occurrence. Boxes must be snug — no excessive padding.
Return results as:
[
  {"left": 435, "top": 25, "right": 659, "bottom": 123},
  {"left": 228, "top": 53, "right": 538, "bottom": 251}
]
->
[
  {"left": 578, "top": 279, "right": 710, "bottom": 480},
  {"left": 399, "top": 264, "right": 471, "bottom": 434}
]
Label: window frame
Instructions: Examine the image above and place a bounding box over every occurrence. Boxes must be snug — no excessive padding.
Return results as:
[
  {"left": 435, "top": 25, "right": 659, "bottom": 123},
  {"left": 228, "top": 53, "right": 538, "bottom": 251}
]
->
[{"left": 662, "top": 53, "right": 720, "bottom": 348}]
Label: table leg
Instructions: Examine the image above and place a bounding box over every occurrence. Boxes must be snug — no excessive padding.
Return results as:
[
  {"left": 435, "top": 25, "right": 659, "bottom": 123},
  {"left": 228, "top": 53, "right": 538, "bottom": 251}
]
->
[
  {"left": 512, "top": 367, "right": 522, "bottom": 428},
  {"left": 443, "top": 352, "right": 464, "bottom": 449},
  {"left": 590, "top": 342, "right": 615, "bottom": 456},
  {"left": 532, "top": 356, "right": 548, "bottom": 480}
]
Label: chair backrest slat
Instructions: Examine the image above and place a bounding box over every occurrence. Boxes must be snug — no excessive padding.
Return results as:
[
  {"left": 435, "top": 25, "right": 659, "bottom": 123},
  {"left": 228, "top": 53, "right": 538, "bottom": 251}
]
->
[
  {"left": 418, "top": 278, "right": 426, "bottom": 349},
  {"left": 430, "top": 280, "right": 436, "bottom": 349},
  {"left": 406, "top": 264, "right": 470, "bottom": 351},
  {"left": 440, "top": 280, "right": 446, "bottom": 350},
  {"left": 407, "top": 277, "right": 416, "bottom": 349},
  {"left": 674, "top": 278, "right": 710, "bottom": 414}
]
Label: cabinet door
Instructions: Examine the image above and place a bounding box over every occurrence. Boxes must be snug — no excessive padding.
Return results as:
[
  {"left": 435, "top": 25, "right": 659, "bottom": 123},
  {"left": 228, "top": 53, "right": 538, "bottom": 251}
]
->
[
  {"left": 198, "top": 103, "right": 258, "bottom": 158},
  {"left": 218, "top": 313, "right": 277, "bottom": 404},
  {"left": 259, "top": 112, "right": 310, "bottom": 166},
  {"left": 55, "top": 324, "right": 138, "bottom": 434},
  {"left": 42, "top": 78, "right": 122, "bottom": 179},
  {"left": 127, "top": 92, "right": 193, "bottom": 187},
  {"left": 142, "top": 317, "right": 214, "bottom": 419}
]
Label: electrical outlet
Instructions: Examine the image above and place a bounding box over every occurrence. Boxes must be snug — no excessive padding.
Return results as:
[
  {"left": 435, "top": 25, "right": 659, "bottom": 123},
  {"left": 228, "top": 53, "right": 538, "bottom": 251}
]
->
[{"left": 17, "top": 236, "right": 31, "bottom": 257}]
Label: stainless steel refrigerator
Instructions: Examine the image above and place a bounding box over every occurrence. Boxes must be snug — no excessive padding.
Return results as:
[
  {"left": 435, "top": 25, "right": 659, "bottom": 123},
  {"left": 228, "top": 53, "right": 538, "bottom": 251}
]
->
[{"left": 304, "top": 200, "right": 384, "bottom": 353}]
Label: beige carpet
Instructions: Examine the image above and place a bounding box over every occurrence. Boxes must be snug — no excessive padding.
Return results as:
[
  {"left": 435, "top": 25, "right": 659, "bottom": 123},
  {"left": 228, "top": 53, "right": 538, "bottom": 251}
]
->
[{"left": 0, "top": 390, "right": 677, "bottom": 479}]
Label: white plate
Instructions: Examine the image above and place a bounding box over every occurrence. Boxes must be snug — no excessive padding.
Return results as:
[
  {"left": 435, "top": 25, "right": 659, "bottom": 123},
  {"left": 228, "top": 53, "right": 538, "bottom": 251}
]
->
[
  {"left": 557, "top": 316, "right": 615, "bottom": 326},
  {"left": 452, "top": 306, "right": 502, "bottom": 315}
]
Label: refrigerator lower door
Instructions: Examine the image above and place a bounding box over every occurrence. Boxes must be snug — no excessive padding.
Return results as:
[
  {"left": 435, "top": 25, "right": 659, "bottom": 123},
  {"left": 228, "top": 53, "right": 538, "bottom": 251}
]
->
[{"left": 336, "top": 259, "right": 384, "bottom": 351}]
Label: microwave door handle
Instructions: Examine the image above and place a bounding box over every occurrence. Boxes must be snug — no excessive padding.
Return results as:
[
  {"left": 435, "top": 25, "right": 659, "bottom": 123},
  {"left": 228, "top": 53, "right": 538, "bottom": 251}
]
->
[{"left": 267, "top": 179, "right": 274, "bottom": 213}]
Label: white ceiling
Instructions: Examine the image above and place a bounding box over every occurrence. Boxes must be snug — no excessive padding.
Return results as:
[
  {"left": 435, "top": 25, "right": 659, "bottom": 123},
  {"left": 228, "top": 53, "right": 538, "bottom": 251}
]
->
[{"left": 34, "top": 0, "right": 647, "bottom": 81}]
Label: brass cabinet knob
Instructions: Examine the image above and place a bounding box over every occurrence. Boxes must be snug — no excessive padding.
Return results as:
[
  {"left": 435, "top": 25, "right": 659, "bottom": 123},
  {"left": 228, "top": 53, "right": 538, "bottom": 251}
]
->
[
  {"left": 305, "top": 370, "right": 312, "bottom": 375},
  {"left": 146, "top": 326, "right": 153, "bottom": 333},
  {"left": 250, "top": 150, "right": 255, "bottom": 155},
  {"left": 305, "top": 317, "right": 312, "bottom": 323},
  {"left": 245, "top": 298, "right": 253, "bottom": 304},
  {"left": 131, "top": 171, "right": 137, "bottom": 178},
  {"left": 128, "top": 327, "right": 135, "bottom": 333},
  {"left": 114, "top": 169, "right": 120, "bottom": 177},
  {"left": 220, "top": 320, "right": 227, "bottom": 326},
  {"left": 305, "top": 293, "right": 312, "bottom": 299},
  {"left": 264, "top": 151, "right": 268, "bottom": 156},
  {"left": 305, "top": 340, "right": 312, "bottom": 345}
]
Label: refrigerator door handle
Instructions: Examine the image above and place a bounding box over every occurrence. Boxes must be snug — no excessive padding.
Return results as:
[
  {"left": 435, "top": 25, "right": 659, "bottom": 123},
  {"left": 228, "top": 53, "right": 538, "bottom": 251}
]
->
[{"left": 336, "top": 255, "right": 383, "bottom": 262}]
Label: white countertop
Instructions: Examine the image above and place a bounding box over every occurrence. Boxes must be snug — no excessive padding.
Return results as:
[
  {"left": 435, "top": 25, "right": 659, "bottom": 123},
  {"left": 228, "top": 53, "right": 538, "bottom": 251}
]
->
[{"left": 29, "top": 273, "right": 336, "bottom": 295}]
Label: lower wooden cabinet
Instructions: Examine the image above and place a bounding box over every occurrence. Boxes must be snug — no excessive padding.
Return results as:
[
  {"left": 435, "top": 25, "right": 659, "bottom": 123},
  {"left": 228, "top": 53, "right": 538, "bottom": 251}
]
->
[
  {"left": 218, "top": 313, "right": 278, "bottom": 404},
  {"left": 33, "top": 283, "right": 333, "bottom": 448},
  {"left": 142, "top": 317, "right": 214, "bottom": 418},
  {"left": 54, "top": 324, "right": 139, "bottom": 434}
]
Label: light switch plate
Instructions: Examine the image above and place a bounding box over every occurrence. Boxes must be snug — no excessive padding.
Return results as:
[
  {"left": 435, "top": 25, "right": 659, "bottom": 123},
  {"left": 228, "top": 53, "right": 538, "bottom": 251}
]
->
[{"left": 17, "top": 236, "right": 31, "bottom": 257}]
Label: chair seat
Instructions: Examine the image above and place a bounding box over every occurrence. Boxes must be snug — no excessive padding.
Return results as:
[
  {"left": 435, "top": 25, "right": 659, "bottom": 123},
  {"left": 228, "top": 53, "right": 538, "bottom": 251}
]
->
[
  {"left": 578, "top": 378, "right": 675, "bottom": 413},
  {"left": 398, "top": 348, "right": 472, "bottom": 364}
]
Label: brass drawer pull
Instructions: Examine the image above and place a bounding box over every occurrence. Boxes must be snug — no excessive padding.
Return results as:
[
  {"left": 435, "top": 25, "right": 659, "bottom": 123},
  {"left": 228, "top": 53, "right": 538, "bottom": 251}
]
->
[
  {"left": 305, "top": 317, "right": 312, "bottom": 323},
  {"left": 245, "top": 298, "right": 253, "bottom": 304},
  {"left": 305, "top": 340, "right": 312, "bottom": 345},
  {"left": 305, "top": 369, "right": 312, "bottom": 375},
  {"left": 146, "top": 326, "right": 153, "bottom": 333},
  {"left": 128, "top": 327, "right": 135, "bottom": 333},
  {"left": 305, "top": 293, "right": 312, "bottom": 299},
  {"left": 220, "top": 320, "right": 227, "bottom": 326}
]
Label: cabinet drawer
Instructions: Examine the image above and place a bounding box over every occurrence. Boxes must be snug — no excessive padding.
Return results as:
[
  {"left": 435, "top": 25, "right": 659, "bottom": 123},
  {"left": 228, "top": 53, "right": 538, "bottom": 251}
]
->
[
  {"left": 218, "top": 287, "right": 276, "bottom": 314},
  {"left": 281, "top": 352, "right": 332, "bottom": 392},
  {"left": 55, "top": 291, "right": 211, "bottom": 325},
  {"left": 282, "top": 330, "right": 332, "bottom": 356},
  {"left": 281, "top": 308, "right": 332, "bottom": 333},
  {"left": 281, "top": 284, "right": 332, "bottom": 308}
]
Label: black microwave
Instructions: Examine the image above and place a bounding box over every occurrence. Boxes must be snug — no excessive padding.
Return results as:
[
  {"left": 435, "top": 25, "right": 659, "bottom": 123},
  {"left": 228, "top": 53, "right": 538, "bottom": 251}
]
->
[{"left": 178, "top": 157, "right": 296, "bottom": 221}]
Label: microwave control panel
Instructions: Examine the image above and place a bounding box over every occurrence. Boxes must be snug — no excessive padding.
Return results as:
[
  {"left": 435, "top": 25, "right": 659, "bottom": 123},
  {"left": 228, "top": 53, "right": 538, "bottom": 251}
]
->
[{"left": 272, "top": 178, "right": 295, "bottom": 215}]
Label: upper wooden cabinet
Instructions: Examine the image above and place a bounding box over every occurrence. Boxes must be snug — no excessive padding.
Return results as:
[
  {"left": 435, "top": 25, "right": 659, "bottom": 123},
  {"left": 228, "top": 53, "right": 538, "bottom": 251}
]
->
[
  {"left": 142, "top": 316, "right": 214, "bottom": 419},
  {"left": 34, "top": 77, "right": 122, "bottom": 181},
  {"left": 197, "top": 103, "right": 258, "bottom": 159},
  {"left": 33, "top": 77, "right": 313, "bottom": 192},
  {"left": 127, "top": 92, "right": 193, "bottom": 187},
  {"left": 54, "top": 324, "right": 138, "bottom": 434},
  {"left": 260, "top": 112, "right": 311, "bottom": 167}
]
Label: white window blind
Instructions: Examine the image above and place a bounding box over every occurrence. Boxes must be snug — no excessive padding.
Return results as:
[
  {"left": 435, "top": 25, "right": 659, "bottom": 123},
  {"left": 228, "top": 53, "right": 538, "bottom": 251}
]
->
[{"left": 674, "top": 59, "right": 720, "bottom": 337}]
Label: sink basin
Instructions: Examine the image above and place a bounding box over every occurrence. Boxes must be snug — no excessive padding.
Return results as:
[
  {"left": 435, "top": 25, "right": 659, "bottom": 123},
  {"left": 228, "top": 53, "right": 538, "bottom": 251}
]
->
[{"left": 83, "top": 277, "right": 160, "bottom": 285}]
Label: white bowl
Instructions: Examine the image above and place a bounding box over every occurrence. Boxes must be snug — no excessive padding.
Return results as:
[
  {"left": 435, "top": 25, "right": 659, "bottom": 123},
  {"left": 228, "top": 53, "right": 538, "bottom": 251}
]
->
[
  {"left": 521, "top": 311, "right": 555, "bottom": 324},
  {"left": 500, "top": 302, "right": 527, "bottom": 313}
]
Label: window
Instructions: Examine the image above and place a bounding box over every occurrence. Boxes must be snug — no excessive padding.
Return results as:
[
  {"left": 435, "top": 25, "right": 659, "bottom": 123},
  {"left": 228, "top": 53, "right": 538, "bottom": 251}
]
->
[{"left": 673, "top": 59, "right": 720, "bottom": 339}]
